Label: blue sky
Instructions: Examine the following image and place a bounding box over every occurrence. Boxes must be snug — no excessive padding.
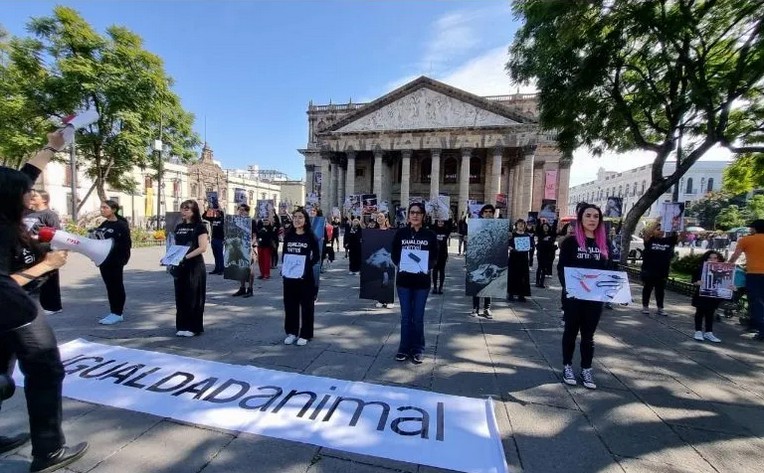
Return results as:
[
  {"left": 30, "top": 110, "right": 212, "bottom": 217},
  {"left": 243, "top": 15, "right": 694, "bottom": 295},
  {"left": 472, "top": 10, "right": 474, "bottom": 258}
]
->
[{"left": 1, "top": 1, "right": 732, "bottom": 186}]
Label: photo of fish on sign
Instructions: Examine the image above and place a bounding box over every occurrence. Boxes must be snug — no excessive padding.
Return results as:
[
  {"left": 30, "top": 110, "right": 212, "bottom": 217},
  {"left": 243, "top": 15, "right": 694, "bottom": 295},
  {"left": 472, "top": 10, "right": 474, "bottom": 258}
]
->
[{"left": 563, "top": 268, "right": 632, "bottom": 303}]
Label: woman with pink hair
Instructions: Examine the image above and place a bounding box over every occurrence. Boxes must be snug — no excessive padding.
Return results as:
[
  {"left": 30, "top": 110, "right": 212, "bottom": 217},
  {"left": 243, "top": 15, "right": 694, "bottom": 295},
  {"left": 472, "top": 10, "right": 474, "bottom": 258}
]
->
[{"left": 557, "top": 203, "right": 611, "bottom": 389}]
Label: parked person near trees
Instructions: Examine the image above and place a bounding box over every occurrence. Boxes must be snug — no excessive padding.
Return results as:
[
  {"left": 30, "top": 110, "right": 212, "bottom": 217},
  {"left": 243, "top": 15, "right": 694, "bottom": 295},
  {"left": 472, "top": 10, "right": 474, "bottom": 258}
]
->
[
  {"left": 24, "top": 189, "right": 64, "bottom": 315},
  {"left": 0, "top": 131, "right": 89, "bottom": 471},
  {"left": 640, "top": 221, "right": 678, "bottom": 316},
  {"left": 202, "top": 207, "right": 225, "bottom": 275},
  {"left": 92, "top": 200, "right": 132, "bottom": 325},
  {"left": 172, "top": 200, "right": 209, "bottom": 337},
  {"left": 691, "top": 250, "right": 724, "bottom": 343},
  {"left": 558, "top": 203, "right": 611, "bottom": 389},
  {"left": 728, "top": 219, "right": 764, "bottom": 341},
  {"left": 392, "top": 202, "right": 437, "bottom": 364}
]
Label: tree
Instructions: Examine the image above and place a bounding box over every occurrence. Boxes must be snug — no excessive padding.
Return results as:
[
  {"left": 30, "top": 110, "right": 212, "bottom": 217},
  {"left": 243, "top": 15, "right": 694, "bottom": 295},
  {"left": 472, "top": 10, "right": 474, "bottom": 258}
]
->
[
  {"left": 716, "top": 205, "right": 745, "bottom": 230},
  {"left": 1, "top": 7, "right": 199, "bottom": 210},
  {"left": 745, "top": 194, "right": 764, "bottom": 220},
  {"left": 508, "top": 0, "right": 764, "bottom": 262}
]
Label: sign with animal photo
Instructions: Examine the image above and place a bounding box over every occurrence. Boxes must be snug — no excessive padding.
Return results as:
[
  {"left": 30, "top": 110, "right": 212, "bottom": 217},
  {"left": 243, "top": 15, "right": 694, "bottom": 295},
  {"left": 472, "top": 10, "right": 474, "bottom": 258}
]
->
[
  {"left": 563, "top": 268, "right": 632, "bottom": 303},
  {"left": 700, "top": 262, "right": 736, "bottom": 299},
  {"left": 223, "top": 215, "right": 253, "bottom": 281},
  {"left": 465, "top": 219, "right": 510, "bottom": 297},
  {"left": 360, "top": 229, "right": 396, "bottom": 303},
  {"left": 256, "top": 199, "right": 275, "bottom": 220},
  {"left": 513, "top": 235, "right": 531, "bottom": 252},
  {"left": 164, "top": 212, "right": 182, "bottom": 250}
]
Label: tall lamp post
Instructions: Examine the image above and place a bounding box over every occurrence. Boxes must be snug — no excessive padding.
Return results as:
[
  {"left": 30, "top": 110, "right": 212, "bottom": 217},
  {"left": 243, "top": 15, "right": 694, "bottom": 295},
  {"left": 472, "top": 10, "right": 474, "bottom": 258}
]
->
[
  {"left": 153, "top": 138, "right": 163, "bottom": 230},
  {"left": 70, "top": 134, "right": 78, "bottom": 222}
]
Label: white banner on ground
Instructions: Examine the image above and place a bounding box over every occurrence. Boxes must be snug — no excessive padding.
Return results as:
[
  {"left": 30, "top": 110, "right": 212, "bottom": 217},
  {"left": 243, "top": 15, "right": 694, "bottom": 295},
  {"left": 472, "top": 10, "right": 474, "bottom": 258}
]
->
[{"left": 16, "top": 340, "right": 508, "bottom": 473}]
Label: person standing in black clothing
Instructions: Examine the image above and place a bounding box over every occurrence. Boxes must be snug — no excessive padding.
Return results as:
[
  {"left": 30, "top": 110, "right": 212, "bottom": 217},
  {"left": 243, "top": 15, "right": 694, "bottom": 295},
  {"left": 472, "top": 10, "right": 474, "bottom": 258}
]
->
[
  {"left": 457, "top": 214, "right": 468, "bottom": 255},
  {"left": 92, "top": 200, "right": 132, "bottom": 325},
  {"left": 282, "top": 208, "right": 321, "bottom": 346},
  {"left": 331, "top": 216, "right": 341, "bottom": 252},
  {"left": 255, "top": 217, "right": 276, "bottom": 279},
  {"left": 535, "top": 222, "right": 557, "bottom": 288},
  {"left": 558, "top": 204, "right": 611, "bottom": 389},
  {"left": 640, "top": 221, "right": 678, "bottom": 316},
  {"left": 431, "top": 219, "right": 450, "bottom": 294},
  {"left": 0, "top": 132, "right": 88, "bottom": 471},
  {"left": 507, "top": 219, "right": 533, "bottom": 302},
  {"left": 172, "top": 200, "right": 209, "bottom": 337},
  {"left": 345, "top": 218, "right": 363, "bottom": 275},
  {"left": 526, "top": 221, "right": 537, "bottom": 268},
  {"left": 25, "top": 189, "right": 64, "bottom": 315},
  {"left": 691, "top": 250, "right": 724, "bottom": 343},
  {"left": 471, "top": 205, "right": 496, "bottom": 318},
  {"left": 202, "top": 207, "right": 224, "bottom": 275},
  {"left": 231, "top": 204, "right": 255, "bottom": 298}
]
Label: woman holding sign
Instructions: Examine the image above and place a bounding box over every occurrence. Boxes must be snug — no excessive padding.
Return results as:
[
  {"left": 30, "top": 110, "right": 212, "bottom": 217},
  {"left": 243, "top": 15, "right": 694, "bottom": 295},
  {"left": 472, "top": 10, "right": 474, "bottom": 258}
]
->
[
  {"left": 281, "top": 208, "right": 321, "bottom": 346},
  {"left": 391, "top": 202, "right": 438, "bottom": 364},
  {"left": 557, "top": 204, "right": 610, "bottom": 389},
  {"left": 691, "top": 250, "right": 725, "bottom": 343},
  {"left": 507, "top": 219, "right": 533, "bottom": 302},
  {"left": 640, "top": 221, "right": 677, "bottom": 316},
  {"left": 172, "top": 200, "right": 209, "bottom": 337}
]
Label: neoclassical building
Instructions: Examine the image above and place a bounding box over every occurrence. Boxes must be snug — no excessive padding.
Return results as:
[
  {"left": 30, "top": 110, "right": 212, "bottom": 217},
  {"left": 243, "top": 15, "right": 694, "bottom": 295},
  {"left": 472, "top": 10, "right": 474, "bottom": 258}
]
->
[{"left": 299, "top": 76, "right": 570, "bottom": 220}]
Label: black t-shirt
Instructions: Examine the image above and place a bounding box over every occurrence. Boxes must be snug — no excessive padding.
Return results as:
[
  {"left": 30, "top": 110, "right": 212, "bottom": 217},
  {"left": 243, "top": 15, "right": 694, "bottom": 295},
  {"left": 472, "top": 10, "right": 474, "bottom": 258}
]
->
[
  {"left": 174, "top": 221, "right": 208, "bottom": 262},
  {"left": 642, "top": 234, "right": 678, "bottom": 279},
  {"left": 557, "top": 235, "right": 611, "bottom": 290},
  {"left": 1, "top": 164, "right": 44, "bottom": 275},
  {"left": 93, "top": 219, "right": 132, "bottom": 266},
  {"left": 256, "top": 223, "right": 277, "bottom": 248},
  {"left": 282, "top": 230, "right": 320, "bottom": 279},
  {"left": 391, "top": 225, "right": 438, "bottom": 289},
  {"left": 432, "top": 224, "right": 451, "bottom": 255},
  {"left": 23, "top": 208, "right": 60, "bottom": 236},
  {"left": 203, "top": 212, "right": 225, "bottom": 240}
]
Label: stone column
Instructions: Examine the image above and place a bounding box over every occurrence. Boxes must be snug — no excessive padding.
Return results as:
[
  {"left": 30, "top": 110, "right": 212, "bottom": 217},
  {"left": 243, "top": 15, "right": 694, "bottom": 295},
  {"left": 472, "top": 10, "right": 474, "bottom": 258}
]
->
[
  {"left": 519, "top": 147, "right": 535, "bottom": 215},
  {"left": 557, "top": 158, "right": 572, "bottom": 217},
  {"left": 337, "top": 160, "right": 345, "bottom": 210},
  {"left": 320, "top": 153, "right": 330, "bottom": 215},
  {"left": 506, "top": 165, "right": 515, "bottom": 220},
  {"left": 490, "top": 147, "right": 502, "bottom": 206},
  {"left": 430, "top": 148, "right": 441, "bottom": 201},
  {"left": 532, "top": 161, "right": 545, "bottom": 211},
  {"left": 458, "top": 148, "right": 472, "bottom": 218},
  {"left": 305, "top": 164, "right": 315, "bottom": 195},
  {"left": 400, "top": 150, "right": 412, "bottom": 210},
  {"left": 330, "top": 159, "right": 339, "bottom": 210},
  {"left": 345, "top": 151, "right": 356, "bottom": 198},
  {"left": 373, "top": 149, "right": 383, "bottom": 198}
]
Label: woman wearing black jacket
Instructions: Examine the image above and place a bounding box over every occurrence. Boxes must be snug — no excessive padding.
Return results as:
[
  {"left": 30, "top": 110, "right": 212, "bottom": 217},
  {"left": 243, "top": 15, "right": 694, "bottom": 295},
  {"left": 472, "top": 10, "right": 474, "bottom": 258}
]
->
[
  {"left": 640, "top": 221, "right": 678, "bottom": 316},
  {"left": 0, "top": 132, "right": 88, "bottom": 471},
  {"left": 172, "top": 200, "right": 209, "bottom": 337},
  {"left": 92, "top": 200, "right": 132, "bottom": 325},
  {"left": 557, "top": 203, "right": 611, "bottom": 390},
  {"left": 535, "top": 222, "right": 556, "bottom": 288},
  {"left": 345, "top": 218, "right": 363, "bottom": 275},
  {"left": 282, "top": 208, "right": 321, "bottom": 346},
  {"left": 431, "top": 219, "right": 450, "bottom": 294},
  {"left": 507, "top": 219, "right": 533, "bottom": 302}
]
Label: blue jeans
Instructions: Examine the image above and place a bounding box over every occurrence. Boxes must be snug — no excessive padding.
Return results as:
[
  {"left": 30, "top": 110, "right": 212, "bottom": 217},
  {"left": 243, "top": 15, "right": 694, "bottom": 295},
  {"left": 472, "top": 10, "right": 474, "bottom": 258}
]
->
[
  {"left": 397, "top": 286, "right": 429, "bottom": 355},
  {"left": 211, "top": 238, "right": 224, "bottom": 273},
  {"left": 746, "top": 273, "right": 764, "bottom": 335}
]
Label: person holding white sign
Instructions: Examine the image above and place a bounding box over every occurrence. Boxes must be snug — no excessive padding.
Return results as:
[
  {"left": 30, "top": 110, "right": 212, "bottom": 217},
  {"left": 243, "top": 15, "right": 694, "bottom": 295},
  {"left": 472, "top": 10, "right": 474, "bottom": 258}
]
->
[
  {"left": 391, "top": 202, "right": 438, "bottom": 364},
  {"left": 558, "top": 203, "right": 611, "bottom": 389},
  {"left": 691, "top": 250, "right": 725, "bottom": 343},
  {"left": 507, "top": 219, "right": 533, "bottom": 303},
  {"left": 281, "top": 208, "right": 321, "bottom": 346},
  {"left": 171, "top": 200, "right": 209, "bottom": 337}
]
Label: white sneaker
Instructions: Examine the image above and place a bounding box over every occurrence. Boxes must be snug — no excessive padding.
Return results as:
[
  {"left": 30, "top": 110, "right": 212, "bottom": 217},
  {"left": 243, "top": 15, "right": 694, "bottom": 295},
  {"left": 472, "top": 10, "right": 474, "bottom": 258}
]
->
[
  {"left": 693, "top": 330, "right": 704, "bottom": 341},
  {"left": 43, "top": 309, "right": 62, "bottom": 316},
  {"left": 641, "top": 307, "right": 650, "bottom": 314},
  {"left": 99, "top": 313, "right": 123, "bottom": 325},
  {"left": 375, "top": 302, "right": 385, "bottom": 308},
  {"left": 483, "top": 308, "right": 493, "bottom": 319},
  {"left": 348, "top": 272, "right": 355, "bottom": 276},
  {"left": 469, "top": 308, "right": 479, "bottom": 317},
  {"left": 296, "top": 337, "right": 308, "bottom": 346},
  {"left": 175, "top": 330, "right": 194, "bottom": 337},
  {"left": 562, "top": 365, "right": 577, "bottom": 385},
  {"left": 384, "top": 303, "right": 395, "bottom": 308},
  {"left": 703, "top": 332, "right": 722, "bottom": 343},
  {"left": 657, "top": 308, "right": 668, "bottom": 316},
  {"left": 284, "top": 334, "right": 298, "bottom": 345},
  {"left": 581, "top": 368, "right": 597, "bottom": 389}
]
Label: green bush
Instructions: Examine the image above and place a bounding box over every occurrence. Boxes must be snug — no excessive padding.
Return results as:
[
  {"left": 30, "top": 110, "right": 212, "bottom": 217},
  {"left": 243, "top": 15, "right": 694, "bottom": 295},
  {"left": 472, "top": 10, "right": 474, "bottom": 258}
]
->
[{"left": 671, "top": 253, "right": 704, "bottom": 275}]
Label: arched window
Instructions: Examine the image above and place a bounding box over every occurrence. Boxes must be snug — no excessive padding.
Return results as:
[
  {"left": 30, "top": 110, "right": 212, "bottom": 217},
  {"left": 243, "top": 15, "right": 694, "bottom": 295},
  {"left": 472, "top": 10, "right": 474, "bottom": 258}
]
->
[
  {"left": 443, "top": 157, "right": 457, "bottom": 184},
  {"left": 469, "top": 157, "right": 482, "bottom": 183},
  {"left": 685, "top": 177, "right": 693, "bottom": 194},
  {"left": 707, "top": 178, "right": 714, "bottom": 192},
  {"left": 420, "top": 157, "right": 431, "bottom": 183}
]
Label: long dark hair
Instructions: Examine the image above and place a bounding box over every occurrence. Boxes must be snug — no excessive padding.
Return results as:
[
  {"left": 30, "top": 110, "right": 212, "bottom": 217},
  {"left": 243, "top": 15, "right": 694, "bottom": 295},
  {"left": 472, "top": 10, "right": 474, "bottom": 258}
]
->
[
  {"left": 0, "top": 166, "right": 34, "bottom": 247},
  {"left": 289, "top": 207, "right": 312, "bottom": 235},
  {"left": 180, "top": 199, "right": 201, "bottom": 223},
  {"left": 103, "top": 199, "right": 128, "bottom": 222}
]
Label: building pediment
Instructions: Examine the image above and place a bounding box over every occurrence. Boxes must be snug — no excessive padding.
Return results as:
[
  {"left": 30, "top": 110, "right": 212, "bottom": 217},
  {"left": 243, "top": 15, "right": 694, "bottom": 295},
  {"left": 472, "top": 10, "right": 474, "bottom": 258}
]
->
[{"left": 326, "top": 76, "right": 530, "bottom": 134}]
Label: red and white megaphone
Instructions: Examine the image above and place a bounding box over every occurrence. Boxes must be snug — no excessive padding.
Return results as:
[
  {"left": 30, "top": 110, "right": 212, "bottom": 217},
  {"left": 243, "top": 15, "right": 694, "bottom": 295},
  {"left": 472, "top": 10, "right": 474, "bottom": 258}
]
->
[{"left": 38, "top": 227, "right": 113, "bottom": 267}]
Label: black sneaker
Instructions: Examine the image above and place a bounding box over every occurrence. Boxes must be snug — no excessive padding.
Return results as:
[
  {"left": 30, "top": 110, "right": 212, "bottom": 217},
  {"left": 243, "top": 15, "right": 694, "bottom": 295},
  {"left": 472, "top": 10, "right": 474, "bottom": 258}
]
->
[
  {"left": 243, "top": 288, "right": 254, "bottom": 298},
  {"left": 30, "top": 442, "right": 89, "bottom": 473},
  {"left": 412, "top": 353, "right": 424, "bottom": 364},
  {"left": 232, "top": 287, "right": 246, "bottom": 297},
  {"left": 518, "top": 296, "right": 527, "bottom": 302},
  {"left": 395, "top": 353, "right": 408, "bottom": 362}
]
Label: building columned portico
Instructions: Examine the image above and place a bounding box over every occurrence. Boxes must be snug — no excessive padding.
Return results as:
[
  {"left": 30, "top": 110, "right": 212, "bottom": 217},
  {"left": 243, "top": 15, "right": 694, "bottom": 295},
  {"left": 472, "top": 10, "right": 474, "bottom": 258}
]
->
[{"left": 299, "top": 76, "right": 570, "bottom": 220}]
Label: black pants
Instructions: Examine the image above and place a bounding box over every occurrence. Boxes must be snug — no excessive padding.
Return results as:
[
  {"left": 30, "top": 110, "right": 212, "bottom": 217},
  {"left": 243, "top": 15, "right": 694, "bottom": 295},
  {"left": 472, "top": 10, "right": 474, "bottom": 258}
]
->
[
  {"left": 535, "top": 266, "right": 546, "bottom": 287},
  {"left": 100, "top": 262, "right": 126, "bottom": 315},
  {"left": 173, "top": 258, "right": 206, "bottom": 333},
  {"left": 283, "top": 277, "right": 315, "bottom": 339},
  {"left": 694, "top": 306, "right": 718, "bottom": 332},
  {"left": 324, "top": 246, "right": 335, "bottom": 263},
  {"left": 349, "top": 246, "right": 362, "bottom": 272},
  {"left": 562, "top": 299, "right": 603, "bottom": 369},
  {"left": 0, "top": 315, "right": 66, "bottom": 458},
  {"left": 38, "top": 270, "right": 62, "bottom": 312},
  {"left": 472, "top": 297, "right": 491, "bottom": 310},
  {"left": 642, "top": 276, "right": 666, "bottom": 308},
  {"left": 432, "top": 255, "right": 447, "bottom": 289},
  {"left": 458, "top": 235, "right": 467, "bottom": 254},
  {"left": 271, "top": 245, "right": 279, "bottom": 268}
]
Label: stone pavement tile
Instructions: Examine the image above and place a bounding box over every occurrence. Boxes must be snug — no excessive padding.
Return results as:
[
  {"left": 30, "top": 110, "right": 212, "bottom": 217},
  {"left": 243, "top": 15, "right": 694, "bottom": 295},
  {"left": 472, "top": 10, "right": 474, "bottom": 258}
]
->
[
  {"left": 87, "top": 420, "right": 233, "bottom": 473},
  {"left": 319, "top": 448, "right": 418, "bottom": 473},
  {"left": 572, "top": 389, "right": 715, "bottom": 472},
  {"left": 708, "top": 400, "right": 764, "bottom": 437},
  {"left": 248, "top": 345, "right": 326, "bottom": 372},
  {"left": 0, "top": 454, "right": 30, "bottom": 473},
  {"left": 492, "top": 401, "right": 522, "bottom": 473},
  {"left": 305, "top": 350, "right": 375, "bottom": 381},
  {"left": 200, "top": 432, "right": 318, "bottom": 473},
  {"left": 308, "top": 455, "right": 413, "bottom": 472},
  {"left": 615, "top": 455, "right": 702, "bottom": 473},
  {"left": 432, "top": 365, "right": 499, "bottom": 398},
  {"left": 505, "top": 402, "right": 616, "bottom": 473},
  {"left": 363, "top": 345, "right": 434, "bottom": 391},
  {"left": 321, "top": 323, "right": 395, "bottom": 357},
  {"left": 672, "top": 425, "right": 764, "bottom": 473},
  {"left": 483, "top": 332, "right": 547, "bottom": 361}
]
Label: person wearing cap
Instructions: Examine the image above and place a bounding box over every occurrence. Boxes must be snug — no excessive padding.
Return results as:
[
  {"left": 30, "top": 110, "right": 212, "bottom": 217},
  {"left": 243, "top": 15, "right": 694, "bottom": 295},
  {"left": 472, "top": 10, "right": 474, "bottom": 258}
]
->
[{"left": 728, "top": 219, "right": 764, "bottom": 341}]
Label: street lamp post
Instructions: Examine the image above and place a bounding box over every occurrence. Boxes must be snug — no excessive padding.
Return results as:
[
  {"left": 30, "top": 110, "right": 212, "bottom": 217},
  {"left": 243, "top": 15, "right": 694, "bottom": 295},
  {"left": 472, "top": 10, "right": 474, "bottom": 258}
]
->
[
  {"left": 153, "top": 138, "right": 163, "bottom": 230},
  {"left": 70, "top": 134, "right": 78, "bottom": 222}
]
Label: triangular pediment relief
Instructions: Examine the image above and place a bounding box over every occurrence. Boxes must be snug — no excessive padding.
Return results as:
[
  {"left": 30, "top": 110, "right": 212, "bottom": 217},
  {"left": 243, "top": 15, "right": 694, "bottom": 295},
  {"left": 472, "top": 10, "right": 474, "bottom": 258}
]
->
[{"left": 335, "top": 86, "right": 519, "bottom": 133}]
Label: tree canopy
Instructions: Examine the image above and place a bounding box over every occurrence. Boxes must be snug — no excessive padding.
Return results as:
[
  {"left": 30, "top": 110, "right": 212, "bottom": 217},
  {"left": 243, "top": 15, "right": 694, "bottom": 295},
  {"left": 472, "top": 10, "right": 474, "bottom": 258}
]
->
[
  {"left": 0, "top": 6, "right": 200, "bottom": 209},
  {"left": 508, "top": 0, "right": 764, "bottom": 260}
]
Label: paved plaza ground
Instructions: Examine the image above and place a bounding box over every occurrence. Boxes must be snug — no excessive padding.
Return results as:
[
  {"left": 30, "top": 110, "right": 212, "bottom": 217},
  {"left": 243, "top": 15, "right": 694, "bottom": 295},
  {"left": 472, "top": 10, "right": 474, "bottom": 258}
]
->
[{"left": 2, "top": 241, "right": 763, "bottom": 473}]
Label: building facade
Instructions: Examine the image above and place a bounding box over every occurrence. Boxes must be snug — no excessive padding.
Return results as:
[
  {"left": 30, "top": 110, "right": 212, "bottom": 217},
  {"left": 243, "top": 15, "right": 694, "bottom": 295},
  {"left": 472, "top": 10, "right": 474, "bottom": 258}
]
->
[
  {"left": 299, "top": 76, "right": 570, "bottom": 220},
  {"left": 566, "top": 161, "right": 729, "bottom": 219},
  {"left": 35, "top": 143, "right": 299, "bottom": 225}
]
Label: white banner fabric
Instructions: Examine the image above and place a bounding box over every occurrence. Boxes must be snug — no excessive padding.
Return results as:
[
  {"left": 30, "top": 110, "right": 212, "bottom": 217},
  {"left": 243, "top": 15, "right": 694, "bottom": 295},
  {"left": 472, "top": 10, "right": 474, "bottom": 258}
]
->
[{"left": 16, "top": 339, "right": 508, "bottom": 473}]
